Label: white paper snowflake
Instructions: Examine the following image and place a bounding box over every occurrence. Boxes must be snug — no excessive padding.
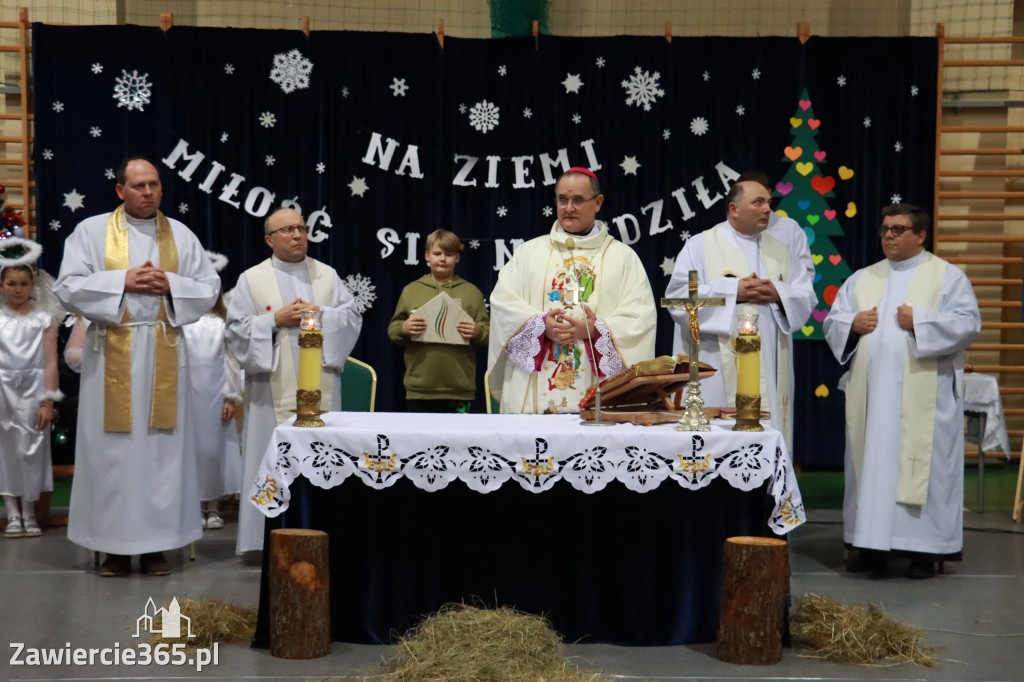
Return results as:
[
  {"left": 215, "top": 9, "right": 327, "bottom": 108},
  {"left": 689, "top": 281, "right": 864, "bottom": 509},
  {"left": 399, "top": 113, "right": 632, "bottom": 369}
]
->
[
  {"left": 178, "top": 202, "right": 188, "bottom": 214},
  {"left": 104, "top": 168, "right": 115, "bottom": 179},
  {"left": 342, "top": 274, "right": 377, "bottom": 314},
  {"left": 224, "top": 63, "right": 235, "bottom": 74},
  {"left": 220, "top": 132, "right": 229, "bottom": 143},
  {"left": 523, "top": 108, "right": 532, "bottom": 118},
  {"left": 458, "top": 103, "right": 467, "bottom": 114},
  {"left": 620, "top": 155, "right": 641, "bottom": 176},
  {"left": 660, "top": 256, "right": 676, "bottom": 277},
  {"left": 498, "top": 65, "right": 507, "bottom": 76},
  {"left": 736, "top": 105, "right": 746, "bottom": 116},
  {"left": 341, "top": 87, "right": 349, "bottom": 98},
  {"left": 469, "top": 239, "right": 480, "bottom": 250},
  {"left": 348, "top": 176, "right": 369, "bottom": 197},
  {"left": 911, "top": 84, "right": 919, "bottom": 96},
  {"left": 63, "top": 189, "right": 85, "bottom": 212},
  {"left": 542, "top": 206, "right": 553, "bottom": 217},
  {"left": 690, "top": 117, "right": 709, "bottom": 136},
  {"left": 837, "top": 75, "right": 847, "bottom": 87},
  {"left": 468, "top": 100, "right": 500, "bottom": 134},
  {"left": 702, "top": 70, "right": 710, "bottom": 82},
  {"left": 265, "top": 155, "right": 276, "bottom": 166},
  {"left": 680, "top": 229, "right": 691, "bottom": 242},
  {"left": 894, "top": 141, "right": 903, "bottom": 152},
  {"left": 496, "top": 206, "right": 508, "bottom": 217},
  {"left": 89, "top": 126, "right": 102, "bottom": 138},
  {"left": 52, "top": 101, "right": 64, "bottom": 113},
  {"left": 572, "top": 113, "right": 582, "bottom": 124},
  {"left": 49, "top": 219, "right": 61, "bottom": 231},
  {"left": 42, "top": 149, "right": 53, "bottom": 161},
  {"left": 259, "top": 111, "right": 277, "bottom": 128},
  {"left": 270, "top": 49, "right": 312, "bottom": 94},
  {"left": 315, "top": 162, "right": 326, "bottom": 174},
  {"left": 113, "top": 69, "right": 152, "bottom": 112},
  {"left": 663, "top": 129, "right": 671, "bottom": 140},
  {"left": 562, "top": 73, "right": 584, "bottom": 94},
  {"left": 889, "top": 194, "right": 902, "bottom": 204},
  {"left": 751, "top": 68, "right": 762, "bottom": 80},
  {"left": 863, "top": 116, "right": 872, "bottom": 128},
  {"left": 91, "top": 63, "right": 103, "bottom": 74},
  {"left": 390, "top": 77, "right": 409, "bottom": 97},
  {"left": 621, "top": 66, "right": 665, "bottom": 111},
  {"left": 596, "top": 56, "right": 606, "bottom": 68}
]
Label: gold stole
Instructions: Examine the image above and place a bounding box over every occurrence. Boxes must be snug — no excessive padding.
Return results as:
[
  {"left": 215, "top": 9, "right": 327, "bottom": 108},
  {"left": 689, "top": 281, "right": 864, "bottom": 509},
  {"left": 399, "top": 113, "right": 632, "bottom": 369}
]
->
[
  {"left": 246, "top": 257, "right": 336, "bottom": 424},
  {"left": 702, "top": 225, "right": 793, "bottom": 443},
  {"left": 846, "top": 252, "right": 945, "bottom": 505},
  {"left": 103, "top": 205, "right": 179, "bottom": 432}
]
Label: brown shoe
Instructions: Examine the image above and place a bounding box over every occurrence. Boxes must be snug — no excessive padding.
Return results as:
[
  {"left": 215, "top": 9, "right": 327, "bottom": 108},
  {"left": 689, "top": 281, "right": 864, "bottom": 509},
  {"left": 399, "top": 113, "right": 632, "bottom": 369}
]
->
[
  {"left": 98, "top": 554, "right": 131, "bottom": 577},
  {"left": 140, "top": 552, "right": 172, "bottom": 576}
]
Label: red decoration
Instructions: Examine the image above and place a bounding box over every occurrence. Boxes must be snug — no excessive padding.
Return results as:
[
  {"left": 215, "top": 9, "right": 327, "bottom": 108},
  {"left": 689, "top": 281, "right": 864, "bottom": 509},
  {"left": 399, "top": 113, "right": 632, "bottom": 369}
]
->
[{"left": 810, "top": 175, "right": 835, "bottom": 195}]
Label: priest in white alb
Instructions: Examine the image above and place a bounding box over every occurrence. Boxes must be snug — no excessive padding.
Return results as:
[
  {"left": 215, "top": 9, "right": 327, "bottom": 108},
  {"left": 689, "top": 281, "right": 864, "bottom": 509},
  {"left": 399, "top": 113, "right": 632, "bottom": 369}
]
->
[
  {"left": 487, "top": 168, "right": 656, "bottom": 414},
  {"left": 54, "top": 157, "right": 220, "bottom": 577},
  {"left": 666, "top": 180, "right": 817, "bottom": 447},
  {"left": 823, "top": 203, "right": 980, "bottom": 579},
  {"left": 226, "top": 207, "right": 361, "bottom": 553}
]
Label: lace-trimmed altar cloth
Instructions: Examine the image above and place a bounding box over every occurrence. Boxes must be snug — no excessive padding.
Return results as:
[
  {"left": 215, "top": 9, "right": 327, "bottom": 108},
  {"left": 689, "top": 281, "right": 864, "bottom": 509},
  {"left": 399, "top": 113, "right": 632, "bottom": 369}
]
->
[{"left": 248, "top": 412, "right": 806, "bottom": 535}]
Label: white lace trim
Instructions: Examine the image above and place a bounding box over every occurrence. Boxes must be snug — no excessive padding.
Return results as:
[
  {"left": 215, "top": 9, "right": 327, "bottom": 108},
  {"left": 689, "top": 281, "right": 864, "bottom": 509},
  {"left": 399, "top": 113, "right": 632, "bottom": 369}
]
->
[
  {"left": 504, "top": 313, "right": 547, "bottom": 372},
  {"left": 593, "top": 320, "right": 625, "bottom": 376}
]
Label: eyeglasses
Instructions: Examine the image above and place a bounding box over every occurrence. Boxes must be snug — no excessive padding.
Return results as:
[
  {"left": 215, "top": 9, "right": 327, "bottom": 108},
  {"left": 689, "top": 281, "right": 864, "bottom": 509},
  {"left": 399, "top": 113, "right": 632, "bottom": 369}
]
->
[
  {"left": 556, "top": 195, "right": 597, "bottom": 209},
  {"left": 878, "top": 224, "right": 917, "bottom": 237},
  {"left": 266, "top": 224, "right": 308, "bottom": 237}
]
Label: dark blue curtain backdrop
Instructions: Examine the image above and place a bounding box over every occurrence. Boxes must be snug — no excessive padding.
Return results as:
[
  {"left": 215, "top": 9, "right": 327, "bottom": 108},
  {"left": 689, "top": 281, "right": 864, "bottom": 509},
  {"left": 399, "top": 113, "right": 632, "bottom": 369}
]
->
[{"left": 31, "top": 25, "right": 937, "bottom": 467}]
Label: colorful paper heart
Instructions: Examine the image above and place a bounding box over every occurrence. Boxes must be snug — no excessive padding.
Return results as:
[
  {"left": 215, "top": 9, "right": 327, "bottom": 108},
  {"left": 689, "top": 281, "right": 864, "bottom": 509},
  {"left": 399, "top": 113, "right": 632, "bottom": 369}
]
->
[
  {"left": 824, "top": 209, "right": 837, "bottom": 221},
  {"left": 807, "top": 214, "right": 820, "bottom": 225},
  {"left": 823, "top": 284, "right": 839, "bottom": 306},
  {"left": 790, "top": 117, "right": 803, "bottom": 128},
  {"left": 784, "top": 146, "right": 802, "bottom": 161},
  {"left": 776, "top": 209, "right": 789, "bottom": 218},
  {"left": 829, "top": 254, "right": 842, "bottom": 266},
  {"left": 811, "top": 308, "right": 829, "bottom": 322},
  {"left": 845, "top": 202, "right": 857, "bottom": 218},
  {"left": 796, "top": 162, "right": 814, "bottom": 176},
  {"left": 814, "top": 150, "right": 826, "bottom": 162},
  {"left": 814, "top": 384, "right": 829, "bottom": 397},
  {"left": 801, "top": 325, "right": 815, "bottom": 337},
  {"left": 776, "top": 181, "right": 793, "bottom": 195},
  {"left": 814, "top": 273, "right": 822, "bottom": 283},
  {"left": 838, "top": 166, "right": 854, "bottom": 180},
  {"left": 811, "top": 175, "right": 836, "bottom": 195},
  {"left": 808, "top": 118, "right": 821, "bottom": 129},
  {"left": 812, "top": 254, "right": 824, "bottom": 265},
  {"left": 799, "top": 99, "right": 812, "bottom": 110},
  {"left": 804, "top": 227, "right": 816, "bottom": 246},
  {"left": 798, "top": 200, "right": 810, "bottom": 210}
]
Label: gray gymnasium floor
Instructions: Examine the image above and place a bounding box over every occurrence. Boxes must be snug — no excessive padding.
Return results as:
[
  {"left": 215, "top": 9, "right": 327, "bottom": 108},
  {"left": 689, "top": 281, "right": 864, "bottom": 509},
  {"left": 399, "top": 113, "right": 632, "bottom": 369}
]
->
[{"left": 1, "top": 508, "right": 1022, "bottom": 682}]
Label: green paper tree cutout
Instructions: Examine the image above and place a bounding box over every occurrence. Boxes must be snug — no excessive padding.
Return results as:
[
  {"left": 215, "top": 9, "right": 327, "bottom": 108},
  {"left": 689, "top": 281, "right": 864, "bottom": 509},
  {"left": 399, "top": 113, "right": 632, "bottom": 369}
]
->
[{"left": 773, "top": 88, "right": 854, "bottom": 340}]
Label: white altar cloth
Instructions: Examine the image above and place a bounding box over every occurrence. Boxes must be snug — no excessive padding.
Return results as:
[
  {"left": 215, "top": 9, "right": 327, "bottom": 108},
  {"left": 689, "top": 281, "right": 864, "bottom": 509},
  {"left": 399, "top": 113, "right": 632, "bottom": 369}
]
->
[
  {"left": 963, "top": 373, "right": 1011, "bottom": 457},
  {"left": 248, "top": 412, "right": 806, "bottom": 535}
]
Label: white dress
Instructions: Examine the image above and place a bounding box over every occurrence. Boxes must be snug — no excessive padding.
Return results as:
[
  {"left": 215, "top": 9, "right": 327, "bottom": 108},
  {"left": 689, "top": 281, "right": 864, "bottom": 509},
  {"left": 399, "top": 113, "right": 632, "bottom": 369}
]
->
[
  {"left": 0, "top": 307, "right": 55, "bottom": 502},
  {"left": 184, "top": 314, "right": 242, "bottom": 502}
]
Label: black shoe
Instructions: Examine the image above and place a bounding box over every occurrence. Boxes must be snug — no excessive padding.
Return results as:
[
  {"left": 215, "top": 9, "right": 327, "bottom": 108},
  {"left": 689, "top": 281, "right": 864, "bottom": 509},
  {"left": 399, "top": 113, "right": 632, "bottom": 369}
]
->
[
  {"left": 906, "top": 558, "right": 936, "bottom": 579},
  {"left": 847, "top": 549, "right": 888, "bottom": 575},
  {"left": 140, "top": 552, "right": 172, "bottom": 576},
  {"left": 98, "top": 554, "right": 131, "bottom": 577}
]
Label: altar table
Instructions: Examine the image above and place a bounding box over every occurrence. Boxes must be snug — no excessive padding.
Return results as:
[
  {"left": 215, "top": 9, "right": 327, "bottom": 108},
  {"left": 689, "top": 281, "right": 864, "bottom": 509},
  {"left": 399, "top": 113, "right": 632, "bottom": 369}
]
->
[{"left": 250, "top": 412, "right": 805, "bottom": 647}]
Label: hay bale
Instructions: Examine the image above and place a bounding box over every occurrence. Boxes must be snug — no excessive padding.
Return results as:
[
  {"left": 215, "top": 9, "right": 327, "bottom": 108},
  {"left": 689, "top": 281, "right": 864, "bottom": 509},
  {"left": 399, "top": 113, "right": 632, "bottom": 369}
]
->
[
  {"left": 790, "top": 593, "right": 938, "bottom": 667},
  {"left": 151, "top": 598, "right": 257, "bottom": 650},
  {"left": 386, "top": 604, "right": 609, "bottom": 681}
]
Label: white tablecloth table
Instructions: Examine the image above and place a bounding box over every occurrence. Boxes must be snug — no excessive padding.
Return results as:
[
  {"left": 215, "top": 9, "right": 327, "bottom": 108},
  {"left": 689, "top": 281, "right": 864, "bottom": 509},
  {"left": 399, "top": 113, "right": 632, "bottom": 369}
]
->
[{"left": 963, "top": 372, "right": 1011, "bottom": 456}]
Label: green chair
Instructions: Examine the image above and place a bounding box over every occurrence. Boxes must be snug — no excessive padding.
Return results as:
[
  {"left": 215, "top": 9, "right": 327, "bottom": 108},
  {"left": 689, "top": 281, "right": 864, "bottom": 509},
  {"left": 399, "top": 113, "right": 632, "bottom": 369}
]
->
[{"left": 341, "top": 357, "right": 377, "bottom": 412}]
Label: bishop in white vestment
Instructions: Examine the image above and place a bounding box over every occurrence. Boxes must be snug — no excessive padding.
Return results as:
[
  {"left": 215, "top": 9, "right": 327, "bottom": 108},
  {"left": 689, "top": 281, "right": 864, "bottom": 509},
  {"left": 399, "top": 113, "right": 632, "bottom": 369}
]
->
[
  {"left": 824, "top": 204, "right": 980, "bottom": 577},
  {"left": 667, "top": 180, "right": 817, "bottom": 447},
  {"left": 54, "top": 158, "right": 220, "bottom": 571},
  {"left": 227, "top": 207, "right": 361, "bottom": 553},
  {"left": 487, "top": 169, "right": 656, "bottom": 414}
]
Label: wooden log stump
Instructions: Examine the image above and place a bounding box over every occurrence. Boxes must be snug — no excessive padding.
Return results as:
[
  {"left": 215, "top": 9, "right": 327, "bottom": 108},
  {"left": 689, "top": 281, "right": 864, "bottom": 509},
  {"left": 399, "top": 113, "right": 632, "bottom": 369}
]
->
[
  {"left": 269, "top": 528, "right": 331, "bottom": 659},
  {"left": 717, "top": 536, "right": 789, "bottom": 665}
]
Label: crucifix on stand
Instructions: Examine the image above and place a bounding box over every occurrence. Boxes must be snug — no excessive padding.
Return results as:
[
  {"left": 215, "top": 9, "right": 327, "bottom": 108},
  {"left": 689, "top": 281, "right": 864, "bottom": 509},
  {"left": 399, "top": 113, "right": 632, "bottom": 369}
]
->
[{"left": 661, "top": 271, "right": 725, "bottom": 431}]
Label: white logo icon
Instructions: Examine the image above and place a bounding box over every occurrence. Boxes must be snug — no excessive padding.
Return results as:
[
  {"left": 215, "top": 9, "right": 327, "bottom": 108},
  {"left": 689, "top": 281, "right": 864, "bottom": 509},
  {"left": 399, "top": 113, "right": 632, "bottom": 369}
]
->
[{"left": 134, "top": 597, "right": 194, "bottom": 639}]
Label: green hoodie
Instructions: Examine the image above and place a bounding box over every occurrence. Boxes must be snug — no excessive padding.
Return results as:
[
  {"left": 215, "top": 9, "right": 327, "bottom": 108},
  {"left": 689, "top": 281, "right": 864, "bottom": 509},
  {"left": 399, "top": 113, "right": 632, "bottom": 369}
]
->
[{"left": 387, "top": 275, "right": 489, "bottom": 400}]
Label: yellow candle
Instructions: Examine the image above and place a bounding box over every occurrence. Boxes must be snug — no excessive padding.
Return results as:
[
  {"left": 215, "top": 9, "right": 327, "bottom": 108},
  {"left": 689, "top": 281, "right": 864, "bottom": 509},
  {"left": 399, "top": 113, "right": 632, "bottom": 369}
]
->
[
  {"left": 735, "top": 333, "right": 760, "bottom": 397},
  {"left": 298, "top": 329, "right": 322, "bottom": 393}
]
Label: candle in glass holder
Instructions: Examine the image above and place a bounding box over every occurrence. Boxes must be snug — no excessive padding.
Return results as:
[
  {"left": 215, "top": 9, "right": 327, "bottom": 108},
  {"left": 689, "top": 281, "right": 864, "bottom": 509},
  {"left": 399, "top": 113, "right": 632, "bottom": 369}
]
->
[
  {"left": 297, "top": 309, "right": 323, "bottom": 393},
  {"left": 734, "top": 312, "right": 760, "bottom": 397}
]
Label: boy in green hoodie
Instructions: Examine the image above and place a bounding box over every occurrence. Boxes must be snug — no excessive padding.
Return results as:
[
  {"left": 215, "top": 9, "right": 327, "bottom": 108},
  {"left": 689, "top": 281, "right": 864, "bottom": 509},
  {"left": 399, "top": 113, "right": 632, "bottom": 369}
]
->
[{"left": 387, "top": 229, "right": 489, "bottom": 412}]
